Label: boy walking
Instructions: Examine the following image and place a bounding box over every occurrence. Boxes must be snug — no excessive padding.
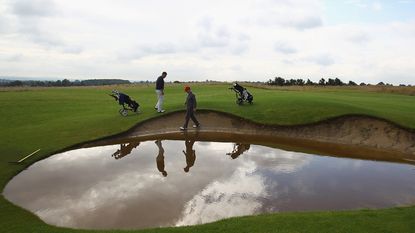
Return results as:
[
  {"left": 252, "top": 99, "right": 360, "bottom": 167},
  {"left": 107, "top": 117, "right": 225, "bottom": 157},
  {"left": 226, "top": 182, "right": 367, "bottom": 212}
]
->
[{"left": 180, "top": 86, "right": 200, "bottom": 130}]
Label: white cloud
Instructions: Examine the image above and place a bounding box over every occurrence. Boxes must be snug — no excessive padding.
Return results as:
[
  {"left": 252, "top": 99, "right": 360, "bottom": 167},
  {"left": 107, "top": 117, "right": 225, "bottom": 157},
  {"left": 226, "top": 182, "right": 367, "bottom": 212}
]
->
[
  {"left": 0, "top": 0, "right": 414, "bottom": 84},
  {"left": 175, "top": 161, "right": 267, "bottom": 226}
]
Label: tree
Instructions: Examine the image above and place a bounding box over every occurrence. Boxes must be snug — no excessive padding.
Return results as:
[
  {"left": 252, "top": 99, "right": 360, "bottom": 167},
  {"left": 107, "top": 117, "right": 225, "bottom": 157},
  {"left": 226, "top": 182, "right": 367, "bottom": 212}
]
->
[
  {"left": 319, "top": 78, "right": 326, "bottom": 85},
  {"left": 327, "top": 78, "right": 335, "bottom": 86},
  {"left": 62, "top": 79, "right": 71, "bottom": 86},
  {"left": 9, "top": 80, "right": 23, "bottom": 86},
  {"left": 348, "top": 81, "right": 357, "bottom": 86},
  {"left": 334, "top": 78, "right": 343, "bottom": 86},
  {"left": 296, "top": 79, "right": 305, "bottom": 86},
  {"left": 306, "top": 79, "right": 314, "bottom": 85},
  {"left": 274, "top": 77, "right": 285, "bottom": 86}
]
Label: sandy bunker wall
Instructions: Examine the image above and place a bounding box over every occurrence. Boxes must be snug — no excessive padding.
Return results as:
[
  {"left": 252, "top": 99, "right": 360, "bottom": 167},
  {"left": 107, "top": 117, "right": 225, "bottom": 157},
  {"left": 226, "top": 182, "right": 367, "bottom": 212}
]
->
[{"left": 84, "top": 110, "right": 415, "bottom": 162}]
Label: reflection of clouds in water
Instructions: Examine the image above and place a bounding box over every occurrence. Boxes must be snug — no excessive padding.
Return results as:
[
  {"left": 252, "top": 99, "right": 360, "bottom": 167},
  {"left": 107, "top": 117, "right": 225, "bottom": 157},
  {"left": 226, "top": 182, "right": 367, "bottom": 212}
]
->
[
  {"left": 248, "top": 146, "right": 311, "bottom": 174},
  {"left": 6, "top": 140, "right": 247, "bottom": 229},
  {"left": 7, "top": 140, "right": 415, "bottom": 230},
  {"left": 175, "top": 160, "right": 268, "bottom": 226},
  {"left": 38, "top": 145, "right": 118, "bottom": 167},
  {"left": 35, "top": 170, "right": 164, "bottom": 227},
  {"left": 197, "top": 141, "right": 234, "bottom": 154}
]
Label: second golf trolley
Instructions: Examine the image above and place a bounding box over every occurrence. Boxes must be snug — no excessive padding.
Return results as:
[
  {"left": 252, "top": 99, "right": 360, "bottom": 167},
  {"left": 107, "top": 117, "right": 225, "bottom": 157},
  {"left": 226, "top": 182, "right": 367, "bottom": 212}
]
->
[{"left": 229, "top": 82, "right": 253, "bottom": 105}]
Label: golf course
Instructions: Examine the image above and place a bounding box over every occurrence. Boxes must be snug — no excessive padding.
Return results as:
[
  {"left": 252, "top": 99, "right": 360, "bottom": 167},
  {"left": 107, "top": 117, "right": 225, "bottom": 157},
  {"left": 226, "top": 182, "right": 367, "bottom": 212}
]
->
[{"left": 1, "top": 83, "right": 415, "bottom": 233}]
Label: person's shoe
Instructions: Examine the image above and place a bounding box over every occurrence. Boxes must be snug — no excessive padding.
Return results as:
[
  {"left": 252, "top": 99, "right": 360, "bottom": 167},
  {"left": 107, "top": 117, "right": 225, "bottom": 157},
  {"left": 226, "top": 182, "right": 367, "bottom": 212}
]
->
[
  {"left": 154, "top": 107, "right": 158, "bottom": 110},
  {"left": 193, "top": 124, "right": 200, "bottom": 128},
  {"left": 158, "top": 110, "right": 165, "bottom": 113},
  {"left": 179, "top": 127, "right": 187, "bottom": 131}
]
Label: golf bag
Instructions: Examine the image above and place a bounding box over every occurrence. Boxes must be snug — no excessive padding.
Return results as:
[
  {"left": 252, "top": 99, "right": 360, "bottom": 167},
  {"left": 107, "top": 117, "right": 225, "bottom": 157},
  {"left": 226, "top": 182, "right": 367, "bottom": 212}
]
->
[{"left": 229, "top": 83, "right": 253, "bottom": 105}]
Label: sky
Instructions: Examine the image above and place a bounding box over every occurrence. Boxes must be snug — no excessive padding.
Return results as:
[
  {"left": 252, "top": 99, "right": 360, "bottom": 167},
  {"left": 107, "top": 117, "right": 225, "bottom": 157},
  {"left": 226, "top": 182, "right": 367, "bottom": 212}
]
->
[{"left": 0, "top": 0, "right": 414, "bottom": 84}]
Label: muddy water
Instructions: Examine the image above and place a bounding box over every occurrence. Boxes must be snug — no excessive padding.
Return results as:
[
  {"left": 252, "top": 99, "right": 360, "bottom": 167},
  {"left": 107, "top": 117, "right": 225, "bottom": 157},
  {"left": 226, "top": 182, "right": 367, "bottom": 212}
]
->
[{"left": 4, "top": 140, "right": 415, "bottom": 230}]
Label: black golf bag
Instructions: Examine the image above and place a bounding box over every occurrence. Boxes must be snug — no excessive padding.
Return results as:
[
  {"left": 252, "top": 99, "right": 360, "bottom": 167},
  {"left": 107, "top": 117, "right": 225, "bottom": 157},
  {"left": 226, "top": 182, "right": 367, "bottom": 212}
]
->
[{"left": 229, "top": 83, "right": 253, "bottom": 105}]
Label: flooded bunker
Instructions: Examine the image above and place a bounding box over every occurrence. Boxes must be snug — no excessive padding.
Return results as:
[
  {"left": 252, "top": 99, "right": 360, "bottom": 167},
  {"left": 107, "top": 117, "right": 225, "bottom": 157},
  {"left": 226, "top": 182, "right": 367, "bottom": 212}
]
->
[{"left": 4, "top": 111, "right": 415, "bottom": 230}]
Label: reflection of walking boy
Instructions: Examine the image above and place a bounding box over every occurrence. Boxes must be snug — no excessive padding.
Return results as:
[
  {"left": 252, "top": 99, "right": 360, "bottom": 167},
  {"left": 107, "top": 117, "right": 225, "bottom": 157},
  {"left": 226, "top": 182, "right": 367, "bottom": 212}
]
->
[
  {"left": 155, "top": 72, "right": 167, "bottom": 113},
  {"left": 179, "top": 86, "right": 200, "bottom": 130},
  {"left": 155, "top": 140, "right": 167, "bottom": 177},
  {"left": 183, "top": 140, "right": 196, "bottom": 173}
]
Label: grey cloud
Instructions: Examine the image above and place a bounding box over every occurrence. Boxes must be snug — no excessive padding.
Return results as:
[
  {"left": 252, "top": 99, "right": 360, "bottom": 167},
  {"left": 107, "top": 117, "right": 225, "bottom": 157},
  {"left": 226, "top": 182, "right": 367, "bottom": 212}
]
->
[
  {"left": 348, "top": 32, "right": 371, "bottom": 44},
  {"left": 118, "top": 43, "right": 178, "bottom": 61},
  {"left": 231, "top": 44, "right": 249, "bottom": 55},
  {"left": 274, "top": 43, "right": 297, "bottom": 54},
  {"left": 287, "top": 15, "right": 323, "bottom": 30},
  {"left": 119, "top": 17, "right": 250, "bottom": 61},
  {"left": 255, "top": 14, "right": 323, "bottom": 30},
  {"left": 62, "top": 46, "right": 83, "bottom": 54},
  {"left": 252, "top": 0, "right": 323, "bottom": 30},
  {"left": 1, "top": 53, "right": 23, "bottom": 62},
  {"left": 197, "top": 16, "right": 213, "bottom": 31},
  {"left": 238, "top": 33, "right": 251, "bottom": 42},
  {"left": 6, "top": 1, "right": 82, "bottom": 54},
  {"left": 306, "top": 54, "right": 335, "bottom": 66},
  {"left": 198, "top": 26, "right": 230, "bottom": 48},
  {"left": 12, "top": 0, "right": 56, "bottom": 17}
]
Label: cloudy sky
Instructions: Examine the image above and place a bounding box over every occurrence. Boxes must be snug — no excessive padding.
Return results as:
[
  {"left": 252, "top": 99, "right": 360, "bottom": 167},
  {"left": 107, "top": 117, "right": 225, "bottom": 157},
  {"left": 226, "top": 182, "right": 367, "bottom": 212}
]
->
[{"left": 1, "top": 0, "right": 414, "bottom": 84}]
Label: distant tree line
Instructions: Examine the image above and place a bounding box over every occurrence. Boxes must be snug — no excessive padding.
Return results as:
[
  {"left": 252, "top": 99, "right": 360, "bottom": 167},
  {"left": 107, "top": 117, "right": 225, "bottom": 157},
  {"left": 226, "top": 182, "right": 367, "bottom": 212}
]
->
[
  {"left": 266, "top": 77, "right": 410, "bottom": 87},
  {"left": 0, "top": 79, "right": 131, "bottom": 87}
]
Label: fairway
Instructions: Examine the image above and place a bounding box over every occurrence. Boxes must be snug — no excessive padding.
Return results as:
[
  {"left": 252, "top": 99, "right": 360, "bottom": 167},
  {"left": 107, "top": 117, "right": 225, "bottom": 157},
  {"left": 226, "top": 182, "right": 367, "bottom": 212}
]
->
[{"left": 1, "top": 84, "right": 415, "bottom": 233}]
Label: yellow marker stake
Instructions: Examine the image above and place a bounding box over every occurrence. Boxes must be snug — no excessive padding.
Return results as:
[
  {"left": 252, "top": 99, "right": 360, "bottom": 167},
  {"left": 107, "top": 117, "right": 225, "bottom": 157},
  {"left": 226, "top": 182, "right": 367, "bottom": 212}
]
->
[{"left": 17, "top": 149, "right": 40, "bottom": 163}]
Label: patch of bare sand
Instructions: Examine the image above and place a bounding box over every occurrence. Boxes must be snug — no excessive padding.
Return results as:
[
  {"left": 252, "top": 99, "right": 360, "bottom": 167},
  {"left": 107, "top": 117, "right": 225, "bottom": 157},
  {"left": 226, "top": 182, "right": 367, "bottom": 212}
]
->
[{"left": 83, "top": 110, "right": 415, "bottom": 165}]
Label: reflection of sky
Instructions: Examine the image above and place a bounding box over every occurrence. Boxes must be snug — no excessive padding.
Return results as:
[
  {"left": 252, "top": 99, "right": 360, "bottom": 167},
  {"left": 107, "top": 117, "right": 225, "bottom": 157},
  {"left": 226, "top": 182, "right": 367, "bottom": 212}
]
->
[{"left": 3, "top": 141, "right": 415, "bottom": 230}]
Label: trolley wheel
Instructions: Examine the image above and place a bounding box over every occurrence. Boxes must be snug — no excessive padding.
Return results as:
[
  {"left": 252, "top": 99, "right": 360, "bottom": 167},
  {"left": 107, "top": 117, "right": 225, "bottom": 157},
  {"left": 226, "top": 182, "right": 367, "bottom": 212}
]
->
[
  {"left": 236, "top": 98, "right": 243, "bottom": 105},
  {"left": 119, "top": 109, "right": 128, "bottom": 117}
]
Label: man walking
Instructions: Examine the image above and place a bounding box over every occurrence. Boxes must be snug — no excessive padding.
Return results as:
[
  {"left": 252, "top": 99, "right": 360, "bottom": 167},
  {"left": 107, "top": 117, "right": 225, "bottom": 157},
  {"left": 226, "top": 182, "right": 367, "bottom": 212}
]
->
[
  {"left": 180, "top": 86, "right": 200, "bottom": 130},
  {"left": 155, "top": 71, "right": 167, "bottom": 113}
]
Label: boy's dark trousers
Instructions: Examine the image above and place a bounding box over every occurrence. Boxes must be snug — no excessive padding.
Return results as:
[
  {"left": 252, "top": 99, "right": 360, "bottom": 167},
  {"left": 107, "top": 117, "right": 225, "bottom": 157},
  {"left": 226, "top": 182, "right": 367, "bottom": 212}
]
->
[{"left": 183, "top": 109, "right": 199, "bottom": 128}]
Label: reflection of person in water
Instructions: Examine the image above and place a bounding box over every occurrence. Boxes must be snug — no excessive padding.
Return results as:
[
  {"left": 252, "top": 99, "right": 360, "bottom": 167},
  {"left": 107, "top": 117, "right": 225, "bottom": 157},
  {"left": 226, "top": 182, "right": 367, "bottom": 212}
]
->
[
  {"left": 226, "top": 143, "right": 251, "bottom": 159},
  {"left": 155, "top": 140, "right": 167, "bottom": 177},
  {"left": 183, "top": 139, "right": 196, "bottom": 173},
  {"left": 111, "top": 142, "right": 140, "bottom": 159}
]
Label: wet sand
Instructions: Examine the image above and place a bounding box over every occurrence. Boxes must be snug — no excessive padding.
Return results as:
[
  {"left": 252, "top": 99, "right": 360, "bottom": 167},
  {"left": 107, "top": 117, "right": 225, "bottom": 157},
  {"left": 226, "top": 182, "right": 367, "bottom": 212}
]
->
[{"left": 82, "top": 110, "right": 415, "bottom": 165}]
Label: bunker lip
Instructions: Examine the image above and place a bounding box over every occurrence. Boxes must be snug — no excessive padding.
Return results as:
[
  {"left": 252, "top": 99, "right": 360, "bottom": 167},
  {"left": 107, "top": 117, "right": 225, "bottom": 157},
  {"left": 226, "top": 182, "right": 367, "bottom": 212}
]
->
[{"left": 79, "top": 110, "right": 415, "bottom": 165}]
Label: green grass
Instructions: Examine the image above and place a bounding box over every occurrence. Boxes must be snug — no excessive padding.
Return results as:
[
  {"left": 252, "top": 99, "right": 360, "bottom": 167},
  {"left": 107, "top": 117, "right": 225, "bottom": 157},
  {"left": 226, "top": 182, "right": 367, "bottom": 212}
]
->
[{"left": 1, "top": 84, "right": 415, "bottom": 233}]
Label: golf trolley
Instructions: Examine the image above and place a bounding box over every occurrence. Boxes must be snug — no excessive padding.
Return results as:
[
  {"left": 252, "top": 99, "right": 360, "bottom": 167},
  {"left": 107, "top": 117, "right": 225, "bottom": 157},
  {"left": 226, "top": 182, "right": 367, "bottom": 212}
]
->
[{"left": 109, "top": 90, "right": 140, "bottom": 117}]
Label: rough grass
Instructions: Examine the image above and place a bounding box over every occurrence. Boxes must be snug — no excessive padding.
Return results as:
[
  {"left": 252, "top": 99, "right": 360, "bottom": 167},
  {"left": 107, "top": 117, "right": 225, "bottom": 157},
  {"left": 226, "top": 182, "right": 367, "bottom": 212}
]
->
[{"left": 1, "top": 84, "right": 415, "bottom": 233}]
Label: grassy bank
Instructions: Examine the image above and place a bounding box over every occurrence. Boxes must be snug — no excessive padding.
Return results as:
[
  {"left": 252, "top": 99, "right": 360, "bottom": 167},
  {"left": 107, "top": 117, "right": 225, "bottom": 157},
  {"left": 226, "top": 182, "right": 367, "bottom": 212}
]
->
[{"left": 1, "top": 84, "right": 415, "bottom": 233}]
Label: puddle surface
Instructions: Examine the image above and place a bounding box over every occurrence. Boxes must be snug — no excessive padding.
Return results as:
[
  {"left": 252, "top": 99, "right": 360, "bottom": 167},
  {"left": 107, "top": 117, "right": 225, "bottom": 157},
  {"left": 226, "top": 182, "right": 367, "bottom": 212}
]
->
[{"left": 4, "top": 140, "right": 415, "bottom": 230}]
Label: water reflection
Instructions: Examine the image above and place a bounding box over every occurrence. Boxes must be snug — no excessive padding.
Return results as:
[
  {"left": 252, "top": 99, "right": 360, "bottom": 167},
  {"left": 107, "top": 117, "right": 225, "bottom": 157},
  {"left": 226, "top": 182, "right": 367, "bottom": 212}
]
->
[
  {"left": 111, "top": 142, "right": 140, "bottom": 160},
  {"left": 155, "top": 140, "right": 167, "bottom": 177},
  {"left": 226, "top": 143, "right": 250, "bottom": 159},
  {"left": 3, "top": 140, "right": 415, "bottom": 230},
  {"left": 183, "top": 139, "right": 196, "bottom": 173}
]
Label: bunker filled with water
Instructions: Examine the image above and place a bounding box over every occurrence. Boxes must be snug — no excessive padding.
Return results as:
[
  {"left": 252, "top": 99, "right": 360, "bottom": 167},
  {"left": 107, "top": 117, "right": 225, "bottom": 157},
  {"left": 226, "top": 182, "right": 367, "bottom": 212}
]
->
[{"left": 4, "top": 135, "right": 415, "bottom": 230}]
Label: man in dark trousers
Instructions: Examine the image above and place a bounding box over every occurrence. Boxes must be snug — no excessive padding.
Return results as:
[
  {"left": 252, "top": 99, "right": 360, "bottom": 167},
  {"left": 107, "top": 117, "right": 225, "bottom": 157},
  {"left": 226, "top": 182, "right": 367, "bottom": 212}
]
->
[
  {"left": 180, "top": 86, "right": 200, "bottom": 130},
  {"left": 155, "top": 71, "right": 167, "bottom": 113}
]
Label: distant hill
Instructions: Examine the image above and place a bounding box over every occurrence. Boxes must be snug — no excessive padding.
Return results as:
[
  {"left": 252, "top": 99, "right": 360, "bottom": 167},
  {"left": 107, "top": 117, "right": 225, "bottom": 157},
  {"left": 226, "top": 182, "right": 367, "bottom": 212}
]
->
[
  {"left": 0, "top": 78, "right": 131, "bottom": 87},
  {"left": 79, "top": 79, "right": 130, "bottom": 85}
]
